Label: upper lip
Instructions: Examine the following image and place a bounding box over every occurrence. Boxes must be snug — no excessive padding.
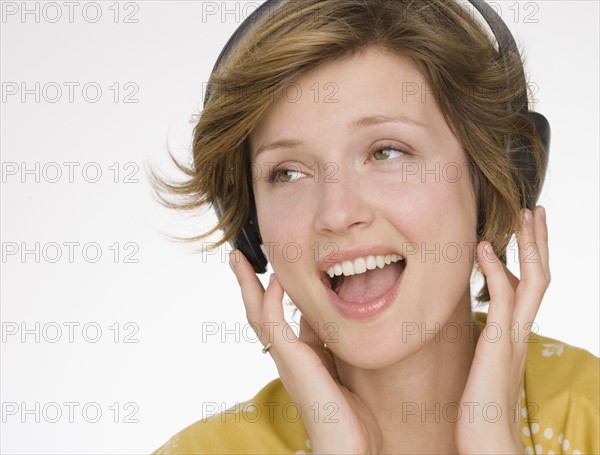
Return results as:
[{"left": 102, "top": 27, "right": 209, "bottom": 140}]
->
[{"left": 317, "top": 245, "right": 405, "bottom": 273}]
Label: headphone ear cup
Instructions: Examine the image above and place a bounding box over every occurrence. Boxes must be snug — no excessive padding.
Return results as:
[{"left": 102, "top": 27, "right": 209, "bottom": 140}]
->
[
  {"left": 238, "top": 174, "right": 268, "bottom": 274},
  {"left": 213, "top": 194, "right": 268, "bottom": 274},
  {"left": 235, "top": 211, "right": 268, "bottom": 274},
  {"left": 509, "top": 111, "right": 551, "bottom": 210},
  {"left": 528, "top": 111, "right": 551, "bottom": 156}
]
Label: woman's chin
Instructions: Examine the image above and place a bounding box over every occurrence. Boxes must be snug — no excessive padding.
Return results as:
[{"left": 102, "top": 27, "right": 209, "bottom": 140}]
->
[{"left": 328, "top": 336, "right": 424, "bottom": 371}]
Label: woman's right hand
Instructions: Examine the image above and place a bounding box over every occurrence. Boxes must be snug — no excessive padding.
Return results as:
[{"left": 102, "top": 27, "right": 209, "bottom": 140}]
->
[{"left": 229, "top": 249, "right": 383, "bottom": 454}]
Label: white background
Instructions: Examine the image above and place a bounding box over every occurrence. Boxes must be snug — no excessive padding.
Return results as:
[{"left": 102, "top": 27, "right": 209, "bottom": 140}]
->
[{"left": 1, "top": 1, "right": 598, "bottom": 453}]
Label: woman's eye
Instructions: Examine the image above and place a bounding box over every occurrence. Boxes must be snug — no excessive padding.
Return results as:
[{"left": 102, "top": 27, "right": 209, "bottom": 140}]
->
[
  {"left": 372, "top": 146, "right": 405, "bottom": 161},
  {"left": 269, "top": 168, "right": 305, "bottom": 184}
]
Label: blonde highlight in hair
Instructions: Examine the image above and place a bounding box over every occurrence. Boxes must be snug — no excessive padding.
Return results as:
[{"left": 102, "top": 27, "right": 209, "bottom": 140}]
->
[{"left": 148, "top": 0, "right": 547, "bottom": 304}]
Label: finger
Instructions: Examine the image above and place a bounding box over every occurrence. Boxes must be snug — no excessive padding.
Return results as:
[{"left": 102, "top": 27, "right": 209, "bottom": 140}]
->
[
  {"left": 533, "top": 205, "right": 550, "bottom": 283},
  {"left": 258, "top": 274, "right": 299, "bottom": 361},
  {"left": 477, "top": 241, "right": 513, "bottom": 332},
  {"left": 262, "top": 277, "right": 344, "bottom": 410},
  {"left": 228, "top": 249, "right": 266, "bottom": 332},
  {"left": 517, "top": 209, "right": 544, "bottom": 281},
  {"left": 514, "top": 209, "right": 547, "bottom": 326}
]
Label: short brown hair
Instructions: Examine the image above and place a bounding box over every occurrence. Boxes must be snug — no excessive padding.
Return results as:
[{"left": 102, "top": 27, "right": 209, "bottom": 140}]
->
[{"left": 148, "top": 0, "right": 547, "bottom": 304}]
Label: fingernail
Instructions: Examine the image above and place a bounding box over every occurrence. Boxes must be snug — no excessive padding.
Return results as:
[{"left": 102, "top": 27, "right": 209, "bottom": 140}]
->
[
  {"left": 523, "top": 209, "right": 532, "bottom": 225},
  {"left": 269, "top": 273, "right": 275, "bottom": 284},
  {"left": 539, "top": 206, "right": 546, "bottom": 222},
  {"left": 484, "top": 242, "right": 497, "bottom": 260}
]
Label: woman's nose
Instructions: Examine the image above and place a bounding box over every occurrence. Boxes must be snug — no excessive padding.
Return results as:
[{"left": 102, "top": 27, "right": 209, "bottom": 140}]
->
[{"left": 313, "top": 166, "right": 374, "bottom": 236}]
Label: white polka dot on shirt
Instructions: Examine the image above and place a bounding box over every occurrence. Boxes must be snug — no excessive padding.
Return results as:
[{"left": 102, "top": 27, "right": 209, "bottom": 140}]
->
[
  {"left": 535, "top": 444, "right": 543, "bottom": 454},
  {"left": 531, "top": 423, "right": 539, "bottom": 434},
  {"left": 558, "top": 434, "right": 563, "bottom": 444},
  {"left": 525, "top": 446, "right": 533, "bottom": 455},
  {"left": 563, "top": 439, "right": 570, "bottom": 451},
  {"left": 544, "top": 427, "right": 553, "bottom": 439},
  {"left": 523, "top": 427, "right": 531, "bottom": 437}
]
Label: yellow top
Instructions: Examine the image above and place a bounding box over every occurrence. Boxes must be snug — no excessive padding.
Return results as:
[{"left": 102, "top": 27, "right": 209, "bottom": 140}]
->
[{"left": 153, "top": 313, "right": 599, "bottom": 455}]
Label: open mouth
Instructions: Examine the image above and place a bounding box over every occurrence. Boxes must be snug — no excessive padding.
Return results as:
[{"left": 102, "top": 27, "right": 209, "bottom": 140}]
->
[{"left": 321, "top": 258, "right": 406, "bottom": 308}]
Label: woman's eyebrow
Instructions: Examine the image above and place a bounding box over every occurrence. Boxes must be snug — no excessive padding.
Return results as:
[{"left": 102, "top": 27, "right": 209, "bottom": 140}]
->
[
  {"left": 253, "top": 114, "right": 426, "bottom": 159},
  {"left": 254, "top": 139, "right": 304, "bottom": 159},
  {"left": 349, "top": 114, "right": 427, "bottom": 130}
]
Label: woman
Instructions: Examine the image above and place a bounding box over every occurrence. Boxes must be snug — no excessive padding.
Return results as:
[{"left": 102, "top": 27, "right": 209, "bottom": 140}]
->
[{"left": 152, "top": 0, "right": 598, "bottom": 453}]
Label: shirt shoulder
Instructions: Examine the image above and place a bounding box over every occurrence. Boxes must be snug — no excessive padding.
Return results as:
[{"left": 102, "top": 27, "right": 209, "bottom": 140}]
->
[
  {"left": 522, "top": 330, "right": 599, "bottom": 455},
  {"left": 152, "top": 378, "right": 312, "bottom": 455}
]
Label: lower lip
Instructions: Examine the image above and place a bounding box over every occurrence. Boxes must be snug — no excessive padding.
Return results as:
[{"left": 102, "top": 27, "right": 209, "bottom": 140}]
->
[{"left": 322, "top": 263, "right": 405, "bottom": 321}]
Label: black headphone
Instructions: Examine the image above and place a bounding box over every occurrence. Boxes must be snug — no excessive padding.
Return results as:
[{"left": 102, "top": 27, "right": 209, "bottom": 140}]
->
[{"left": 205, "top": 0, "right": 551, "bottom": 274}]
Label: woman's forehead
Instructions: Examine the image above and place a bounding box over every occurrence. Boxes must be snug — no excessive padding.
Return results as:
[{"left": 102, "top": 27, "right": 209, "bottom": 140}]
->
[{"left": 249, "top": 49, "right": 448, "bottom": 158}]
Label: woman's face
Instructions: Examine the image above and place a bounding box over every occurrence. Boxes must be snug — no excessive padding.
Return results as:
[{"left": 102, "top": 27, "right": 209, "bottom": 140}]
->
[{"left": 249, "top": 48, "right": 479, "bottom": 369}]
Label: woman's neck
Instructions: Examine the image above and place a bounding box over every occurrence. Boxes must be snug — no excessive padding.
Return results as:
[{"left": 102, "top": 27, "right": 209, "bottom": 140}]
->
[{"left": 333, "top": 291, "right": 481, "bottom": 454}]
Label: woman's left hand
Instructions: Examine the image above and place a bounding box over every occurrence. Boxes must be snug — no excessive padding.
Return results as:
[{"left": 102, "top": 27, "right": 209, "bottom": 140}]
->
[{"left": 456, "top": 206, "right": 550, "bottom": 454}]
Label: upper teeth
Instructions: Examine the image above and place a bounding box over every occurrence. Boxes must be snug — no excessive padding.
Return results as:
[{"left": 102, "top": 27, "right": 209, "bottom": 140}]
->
[{"left": 326, "top": 254, "right": 404, "bottom": 278}]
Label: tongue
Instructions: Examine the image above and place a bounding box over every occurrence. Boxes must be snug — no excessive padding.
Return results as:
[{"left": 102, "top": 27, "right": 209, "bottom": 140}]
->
[{"left": 336, "top": 261, "right": 404, "bottom": 303}]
